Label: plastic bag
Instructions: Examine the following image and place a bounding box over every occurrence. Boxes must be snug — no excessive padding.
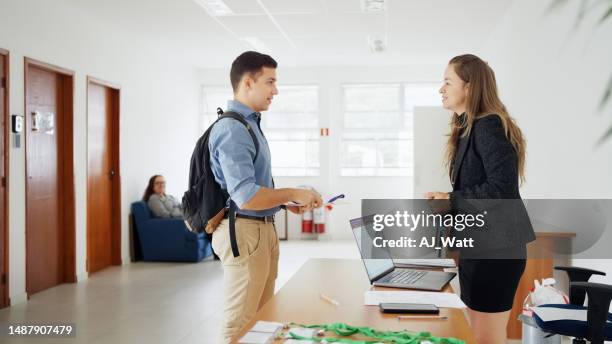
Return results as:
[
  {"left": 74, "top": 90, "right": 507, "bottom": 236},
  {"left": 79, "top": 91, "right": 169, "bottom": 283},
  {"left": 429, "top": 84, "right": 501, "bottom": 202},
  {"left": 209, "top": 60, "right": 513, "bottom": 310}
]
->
[{"left": 522, "top": 278, "right": 569, "bottom": 315}]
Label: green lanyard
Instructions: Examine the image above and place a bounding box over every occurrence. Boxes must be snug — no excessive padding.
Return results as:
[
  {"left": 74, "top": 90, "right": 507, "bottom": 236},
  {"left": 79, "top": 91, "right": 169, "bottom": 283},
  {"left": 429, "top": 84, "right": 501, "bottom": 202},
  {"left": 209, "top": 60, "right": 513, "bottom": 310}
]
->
[{"left": 286, "top": 322, "right": 465, "bottom": 344}]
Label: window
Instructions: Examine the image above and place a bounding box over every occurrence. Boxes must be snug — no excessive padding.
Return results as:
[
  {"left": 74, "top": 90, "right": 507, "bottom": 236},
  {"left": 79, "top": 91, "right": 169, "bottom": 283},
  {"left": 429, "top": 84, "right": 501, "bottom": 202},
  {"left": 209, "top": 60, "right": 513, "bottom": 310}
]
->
[
  {"left": 200, "top": 85, "right": 320, "bottom": 177},
  {"left": 264, "top": 85, "right": 319, "bottom": 176},
  {"left": 341, "top": 83, "right": 440, "bottom": 176}
]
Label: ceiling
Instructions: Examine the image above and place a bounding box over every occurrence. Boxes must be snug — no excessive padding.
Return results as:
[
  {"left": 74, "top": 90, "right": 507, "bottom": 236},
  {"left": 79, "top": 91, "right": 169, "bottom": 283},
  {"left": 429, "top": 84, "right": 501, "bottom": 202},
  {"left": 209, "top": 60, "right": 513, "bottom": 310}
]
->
[{"left": 64, "top": 0, "right": 515, "bottom": 68}]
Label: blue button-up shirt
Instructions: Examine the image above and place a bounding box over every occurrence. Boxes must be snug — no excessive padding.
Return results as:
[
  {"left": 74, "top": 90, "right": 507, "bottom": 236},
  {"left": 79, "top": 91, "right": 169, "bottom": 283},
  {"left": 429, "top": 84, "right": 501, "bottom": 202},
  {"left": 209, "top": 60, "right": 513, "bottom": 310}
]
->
[{"left": 208, "top": 100, "right": 279, "bottom": 217}]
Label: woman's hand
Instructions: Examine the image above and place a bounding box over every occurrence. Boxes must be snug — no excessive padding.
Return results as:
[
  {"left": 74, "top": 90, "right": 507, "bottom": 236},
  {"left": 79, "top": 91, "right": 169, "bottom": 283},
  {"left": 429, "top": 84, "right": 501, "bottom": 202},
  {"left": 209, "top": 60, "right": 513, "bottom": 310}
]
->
[
  {"left": 424, "top": 192, "right": 451, "bottom": 214},
  {"left": 424, "top": 192, "right": 450, "bottom": 200}
]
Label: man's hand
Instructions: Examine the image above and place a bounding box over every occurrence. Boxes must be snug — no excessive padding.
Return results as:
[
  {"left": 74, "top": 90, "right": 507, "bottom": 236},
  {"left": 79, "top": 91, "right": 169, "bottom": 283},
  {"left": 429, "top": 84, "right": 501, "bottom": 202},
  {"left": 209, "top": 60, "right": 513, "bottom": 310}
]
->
[
  {"left": 241, "top": 187, "right": 324, "bottom": 211},
  {"left": 286, "top": 205, "right": 306, "bottom": 215},
  {"left": 290, "top": 189, "right": 323, "bottom": 211}
]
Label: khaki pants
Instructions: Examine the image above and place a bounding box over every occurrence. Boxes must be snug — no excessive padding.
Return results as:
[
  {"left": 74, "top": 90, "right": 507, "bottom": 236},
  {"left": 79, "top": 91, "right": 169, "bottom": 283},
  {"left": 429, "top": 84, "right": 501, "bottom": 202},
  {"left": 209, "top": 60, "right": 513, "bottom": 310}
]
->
[{"left": 212, "top": 217, "right": 280, "bottom": 344}]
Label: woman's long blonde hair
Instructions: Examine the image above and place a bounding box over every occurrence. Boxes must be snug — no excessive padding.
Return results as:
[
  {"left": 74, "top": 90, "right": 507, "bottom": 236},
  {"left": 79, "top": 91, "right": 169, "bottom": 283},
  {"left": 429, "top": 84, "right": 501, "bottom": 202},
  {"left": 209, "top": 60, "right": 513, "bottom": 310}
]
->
[{"left": 444, "top": 54, "right": 526, "bottom": 185}]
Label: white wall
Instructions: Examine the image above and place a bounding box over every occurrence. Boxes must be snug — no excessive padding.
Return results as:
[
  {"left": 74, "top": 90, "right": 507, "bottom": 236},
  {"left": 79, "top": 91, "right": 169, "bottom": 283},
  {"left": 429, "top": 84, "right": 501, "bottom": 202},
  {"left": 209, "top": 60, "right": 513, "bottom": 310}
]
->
[
  {"left": 0, "top": 0, "right": 200, "bottom": 304},
  {"left": 479, "top": 0, "right": 612, "bottom": 199}
]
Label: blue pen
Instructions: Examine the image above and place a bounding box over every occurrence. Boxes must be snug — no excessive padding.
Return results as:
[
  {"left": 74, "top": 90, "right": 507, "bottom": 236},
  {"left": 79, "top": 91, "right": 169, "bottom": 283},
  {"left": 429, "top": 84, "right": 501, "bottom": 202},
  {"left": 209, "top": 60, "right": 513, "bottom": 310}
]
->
[{"left": 326, "top": 194, "right": 345, "bottom": 204}]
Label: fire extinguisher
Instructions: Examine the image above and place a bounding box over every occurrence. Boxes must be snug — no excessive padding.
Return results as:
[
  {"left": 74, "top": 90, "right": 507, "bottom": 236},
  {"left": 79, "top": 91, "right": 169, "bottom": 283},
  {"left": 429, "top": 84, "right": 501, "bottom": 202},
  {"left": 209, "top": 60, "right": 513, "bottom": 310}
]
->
[
  {"left": 314, "top": 204, "right": 334, "bottom": 234},
  {"left": 313, "top": 206, "right": 325, "bottom": 234},
  {"left": 301, "top": 209, "right": 313, "bottom": 233}
]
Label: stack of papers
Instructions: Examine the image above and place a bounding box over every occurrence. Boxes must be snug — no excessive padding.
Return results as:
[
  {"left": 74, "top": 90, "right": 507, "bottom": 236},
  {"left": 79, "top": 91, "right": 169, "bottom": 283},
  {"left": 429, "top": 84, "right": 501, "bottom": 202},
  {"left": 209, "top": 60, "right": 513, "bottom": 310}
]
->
[
  {"left": 238, "top": 321, "right": 284, "bottom": 344},
  {"left": 238, "top": 332, "right": 275, "bottom": 344},
  {"left": 250, "top": 321, "right": 284, "bottom": 333},
  {"left": 364, "top": 290, "right": 466, "bottom": 308}
]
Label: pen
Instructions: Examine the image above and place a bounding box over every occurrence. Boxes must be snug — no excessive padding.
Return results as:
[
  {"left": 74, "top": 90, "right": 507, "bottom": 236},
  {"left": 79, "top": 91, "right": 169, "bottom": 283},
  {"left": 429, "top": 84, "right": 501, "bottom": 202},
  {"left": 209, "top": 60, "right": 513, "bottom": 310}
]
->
[
  {"left": 397, "top": 315, "right": 448, "bottom": 320},
  {"left": 319, "top": 293, "right": 340, "bottom": 306},
  {"left": 326, "top": 194, "right": 345, "bottom": 204}
]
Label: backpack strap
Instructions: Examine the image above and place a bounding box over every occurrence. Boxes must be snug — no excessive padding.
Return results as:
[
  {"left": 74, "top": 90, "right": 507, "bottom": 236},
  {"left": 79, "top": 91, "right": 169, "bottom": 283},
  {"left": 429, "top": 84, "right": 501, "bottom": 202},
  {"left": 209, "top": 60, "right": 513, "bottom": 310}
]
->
[
  {"left": 191, "top": 111, "right": 259, "bottom": 192},
  {"left": 215, "top": 109, "right": 261, "bottom": 258},
  {"left": 228, "top": 200, "right": 239, "bottom": 257},
  {"left": 218, "top": 111, "right": 259, "bottom": 162}
]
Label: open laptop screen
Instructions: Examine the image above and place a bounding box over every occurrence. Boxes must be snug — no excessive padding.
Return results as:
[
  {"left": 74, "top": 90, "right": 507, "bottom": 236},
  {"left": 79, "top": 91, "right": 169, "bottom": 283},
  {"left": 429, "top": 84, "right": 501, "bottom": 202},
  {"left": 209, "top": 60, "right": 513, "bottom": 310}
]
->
[{"left": 349, "top": 217, "right": 394, "bottom": 281}]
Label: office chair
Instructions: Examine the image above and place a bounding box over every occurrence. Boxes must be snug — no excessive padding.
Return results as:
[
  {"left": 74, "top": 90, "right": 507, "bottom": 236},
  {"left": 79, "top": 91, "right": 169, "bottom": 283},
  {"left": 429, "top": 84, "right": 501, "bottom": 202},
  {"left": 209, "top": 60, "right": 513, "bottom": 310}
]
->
[{"left": 532, "top": 266, "right": 612, "bottom": 344}]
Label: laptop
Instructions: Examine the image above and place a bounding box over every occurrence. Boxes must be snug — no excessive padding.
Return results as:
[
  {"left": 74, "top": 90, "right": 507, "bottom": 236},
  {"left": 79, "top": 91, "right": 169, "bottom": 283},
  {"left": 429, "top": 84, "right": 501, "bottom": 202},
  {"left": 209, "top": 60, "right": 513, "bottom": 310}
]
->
[{"left": 349, "top": 217, "right": 456, "bottom": 291}]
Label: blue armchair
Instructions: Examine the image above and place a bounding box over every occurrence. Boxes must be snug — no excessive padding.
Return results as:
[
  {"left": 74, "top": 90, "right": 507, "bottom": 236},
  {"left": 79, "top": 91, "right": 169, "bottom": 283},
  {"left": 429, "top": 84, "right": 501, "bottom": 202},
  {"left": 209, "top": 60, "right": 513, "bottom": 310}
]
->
[{"left": 131, "top": 201, "right": 213, "bottom": 262}]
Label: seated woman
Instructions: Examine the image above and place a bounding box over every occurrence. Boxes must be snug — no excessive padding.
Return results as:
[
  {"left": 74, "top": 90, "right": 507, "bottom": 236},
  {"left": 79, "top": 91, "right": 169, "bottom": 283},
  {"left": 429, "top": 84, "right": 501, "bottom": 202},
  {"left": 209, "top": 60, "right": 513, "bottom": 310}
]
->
[{"left": 143, "top": 175, "right": 183, "bottom": 218}]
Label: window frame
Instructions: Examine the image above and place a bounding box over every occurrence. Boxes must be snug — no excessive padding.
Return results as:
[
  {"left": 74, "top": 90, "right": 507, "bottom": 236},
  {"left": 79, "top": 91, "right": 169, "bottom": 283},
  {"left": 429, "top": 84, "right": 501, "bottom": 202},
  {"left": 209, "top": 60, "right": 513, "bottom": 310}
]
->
[
  {"left": 339, "top": 82, "right": 440, "bottom": 177},
  {"left": 200, "top": 84, "right": 321, "bottom": 177}
]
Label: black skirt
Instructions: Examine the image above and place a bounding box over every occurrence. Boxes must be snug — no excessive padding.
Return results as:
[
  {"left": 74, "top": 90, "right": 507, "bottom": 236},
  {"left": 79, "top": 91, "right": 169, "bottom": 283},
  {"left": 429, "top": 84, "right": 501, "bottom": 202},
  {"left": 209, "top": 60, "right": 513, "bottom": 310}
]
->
[{"left": 458, "top": 245, "right": 526, "bottom": 313}]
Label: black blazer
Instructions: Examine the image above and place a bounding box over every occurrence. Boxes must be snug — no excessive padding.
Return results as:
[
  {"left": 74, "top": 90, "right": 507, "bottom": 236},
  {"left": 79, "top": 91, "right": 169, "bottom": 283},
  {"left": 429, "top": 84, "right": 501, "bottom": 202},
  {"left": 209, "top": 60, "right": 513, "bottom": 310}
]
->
[{"left": 450, "top": 114, "right": 535, "bottom": 255}]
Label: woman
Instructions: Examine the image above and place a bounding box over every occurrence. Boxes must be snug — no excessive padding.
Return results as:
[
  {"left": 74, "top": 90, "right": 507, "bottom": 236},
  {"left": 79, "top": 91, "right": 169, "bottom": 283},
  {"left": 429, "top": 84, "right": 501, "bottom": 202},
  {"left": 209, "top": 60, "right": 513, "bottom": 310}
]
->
[
  {"left": 426, "top": 54, "right": 535, "bottom": 343},
  {"left": 143, "top": 175, "right": 183, "bottom": 218}
]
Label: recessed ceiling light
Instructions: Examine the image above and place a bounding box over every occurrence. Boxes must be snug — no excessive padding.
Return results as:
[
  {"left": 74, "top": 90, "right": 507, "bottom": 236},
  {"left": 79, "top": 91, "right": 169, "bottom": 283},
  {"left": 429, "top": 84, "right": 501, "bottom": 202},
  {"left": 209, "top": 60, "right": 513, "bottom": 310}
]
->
[
  {"left": 194, "top": 0, "right": 234, "bottom": 17},
  {"left": 362, "top": 0, "right": 386, "bottom": 12}
]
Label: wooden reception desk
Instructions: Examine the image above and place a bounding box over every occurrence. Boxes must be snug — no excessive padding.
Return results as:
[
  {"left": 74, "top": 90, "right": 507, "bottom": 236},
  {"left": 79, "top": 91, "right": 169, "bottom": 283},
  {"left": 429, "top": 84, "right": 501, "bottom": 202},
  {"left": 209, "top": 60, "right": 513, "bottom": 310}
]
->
[{"left": 237, "top": 259, "right": 476, "bottom": 343}]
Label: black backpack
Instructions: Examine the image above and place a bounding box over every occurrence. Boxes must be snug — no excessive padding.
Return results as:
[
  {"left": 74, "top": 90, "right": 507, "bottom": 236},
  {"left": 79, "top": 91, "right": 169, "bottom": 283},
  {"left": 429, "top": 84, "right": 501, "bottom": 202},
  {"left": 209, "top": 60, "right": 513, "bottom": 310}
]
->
[{"left": 182, "top": 108, "right": 259, "bottom": 258}]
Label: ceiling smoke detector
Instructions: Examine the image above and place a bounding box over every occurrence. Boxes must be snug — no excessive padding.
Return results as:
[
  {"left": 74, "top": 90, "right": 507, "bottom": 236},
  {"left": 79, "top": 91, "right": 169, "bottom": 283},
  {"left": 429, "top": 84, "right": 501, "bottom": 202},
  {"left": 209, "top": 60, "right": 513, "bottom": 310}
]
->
[
  {"left": 361, "top": 0, "right": 386, "bottom": 12},
  {"left": 194, "top": 0, "right": 234, "bottom": 17},
  {"left": 367, "top": 35, "right": 386, "bottom": 53}
]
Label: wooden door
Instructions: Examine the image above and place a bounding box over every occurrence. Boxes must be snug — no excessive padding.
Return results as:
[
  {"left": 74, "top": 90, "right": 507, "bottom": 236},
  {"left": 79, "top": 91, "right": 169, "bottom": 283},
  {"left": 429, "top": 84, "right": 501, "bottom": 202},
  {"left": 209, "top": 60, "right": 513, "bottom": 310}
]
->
[
  {"left": 0, "top": 49, "right": 8, "bottom": 308},
  {"left": 25, "top": 59, "right": 75, "bottom": 296},
  {"left": 87, "top": 78, "right": 121, "bottom": 274}
]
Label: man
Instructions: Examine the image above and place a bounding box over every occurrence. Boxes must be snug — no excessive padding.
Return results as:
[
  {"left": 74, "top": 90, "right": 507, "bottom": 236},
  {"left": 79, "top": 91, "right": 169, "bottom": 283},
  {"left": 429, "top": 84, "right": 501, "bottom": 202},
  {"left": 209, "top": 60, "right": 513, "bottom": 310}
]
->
[{"left": 208, "top": 51, "right": 323, "bottom": 343}]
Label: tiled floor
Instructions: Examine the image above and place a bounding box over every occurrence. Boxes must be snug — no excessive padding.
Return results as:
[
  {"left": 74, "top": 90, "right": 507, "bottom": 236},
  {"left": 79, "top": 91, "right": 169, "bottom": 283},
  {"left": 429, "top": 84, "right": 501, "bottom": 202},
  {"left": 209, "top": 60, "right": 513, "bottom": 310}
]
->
[
  {"left": 0, "top": 240, "right": 555, "bottom": 343},
  {"left": 0, "top": 240, "right": 360, "bottom": 344}
]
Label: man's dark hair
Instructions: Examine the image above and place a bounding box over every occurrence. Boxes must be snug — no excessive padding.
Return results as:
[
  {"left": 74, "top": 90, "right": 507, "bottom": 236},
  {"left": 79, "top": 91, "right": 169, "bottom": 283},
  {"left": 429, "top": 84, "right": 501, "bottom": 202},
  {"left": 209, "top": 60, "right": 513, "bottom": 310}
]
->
[{"left": 230, "top": 51, "right": 278, "bottom": 92}]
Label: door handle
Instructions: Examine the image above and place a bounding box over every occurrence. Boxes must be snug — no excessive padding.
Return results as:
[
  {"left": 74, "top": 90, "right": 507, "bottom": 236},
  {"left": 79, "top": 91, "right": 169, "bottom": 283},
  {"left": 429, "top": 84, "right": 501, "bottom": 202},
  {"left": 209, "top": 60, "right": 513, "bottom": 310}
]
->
[{"left": 109, "top": 170, "right": 115, "bottom": 179}]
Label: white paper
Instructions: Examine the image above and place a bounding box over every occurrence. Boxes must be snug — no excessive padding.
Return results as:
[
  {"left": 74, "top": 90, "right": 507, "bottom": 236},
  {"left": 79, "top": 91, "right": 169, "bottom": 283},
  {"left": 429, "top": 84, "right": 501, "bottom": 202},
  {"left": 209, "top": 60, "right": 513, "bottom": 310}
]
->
[
  {"left": 238, "top": 331, "right": 275, "bottom": 344},
  {"left": 532, "top": 306, "right": 589, "bottom": 322},
  {"left": 393, "top": 259, "right": 456, "bottom": 268},
  {"left": 364, "top": 290, "right": 466, "bottom": 308},
  {"left": 250, "top": 321, "right": 284, "bottom": 334},
  {"left": 285, "top": 327, "right": 318, "bottom": 338},
  {"left": 285, "top": 340, "right": 316, "bottom": 344}
]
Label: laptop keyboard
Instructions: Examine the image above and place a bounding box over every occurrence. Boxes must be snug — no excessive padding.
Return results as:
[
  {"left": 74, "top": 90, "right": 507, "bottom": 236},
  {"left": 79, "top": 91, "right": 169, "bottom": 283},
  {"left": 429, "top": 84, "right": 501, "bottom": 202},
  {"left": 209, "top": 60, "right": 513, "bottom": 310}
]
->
[{"left": 380, "top": 269, "right": 427, "bottom": 285}]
